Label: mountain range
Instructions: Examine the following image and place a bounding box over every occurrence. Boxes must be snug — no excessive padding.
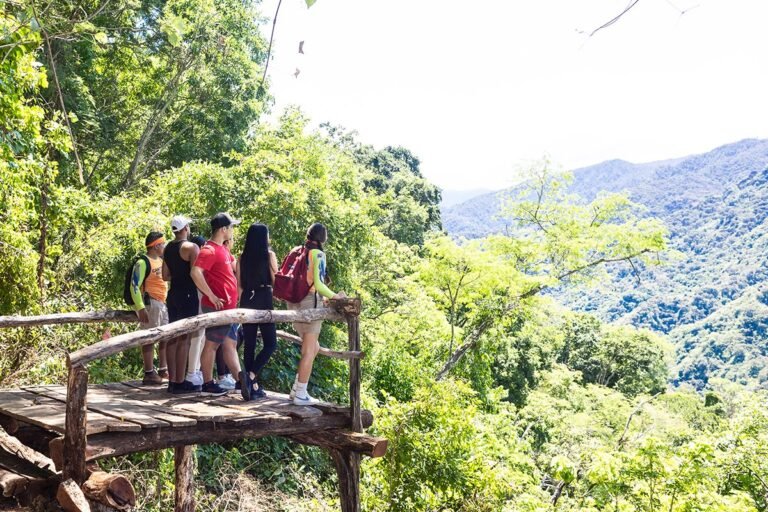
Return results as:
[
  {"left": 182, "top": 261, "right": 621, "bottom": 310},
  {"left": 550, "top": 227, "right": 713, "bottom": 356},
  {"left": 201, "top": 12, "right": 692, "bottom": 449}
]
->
[{"left": 442, "top": 139, "right": 768, "bottom": 389}]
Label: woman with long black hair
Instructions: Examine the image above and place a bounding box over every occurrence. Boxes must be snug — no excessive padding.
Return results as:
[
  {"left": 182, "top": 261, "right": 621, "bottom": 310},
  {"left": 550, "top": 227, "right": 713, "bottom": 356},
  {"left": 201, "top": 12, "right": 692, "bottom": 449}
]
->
[{"left": 237, "top": 223, "right": 278, "bottom": 400}]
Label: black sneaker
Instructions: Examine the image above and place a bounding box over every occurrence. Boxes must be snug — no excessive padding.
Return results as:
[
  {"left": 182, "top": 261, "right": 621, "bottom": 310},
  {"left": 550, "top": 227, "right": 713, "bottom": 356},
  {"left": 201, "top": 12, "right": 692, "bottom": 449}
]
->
[
  {"left": 240, "top": 371, "right": 251, "bottom": 401},
  {"left": 201, "top": 381, "right": 228, "bottom": 397},
  {"left": 252, "top": 385, "right": 267, "bottom": 400},
  {"left": 172, "top": 380, "right": 202, "bottom": 394},
  {"left": 167, "top": 381, "right": 174, "bottom": 393}
]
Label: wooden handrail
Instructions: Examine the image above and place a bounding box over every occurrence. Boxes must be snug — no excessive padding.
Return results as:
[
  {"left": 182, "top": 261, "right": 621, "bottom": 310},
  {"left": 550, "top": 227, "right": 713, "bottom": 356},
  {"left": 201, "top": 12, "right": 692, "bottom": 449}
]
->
[
  {"left": 68, "top": 308, "right": 345, "bottom": 366},
  {"left": 0, "top": 310, "right": 136, "bottom": 328},
  {"left": 0, "top": 309, "right": 364, "bottom": 361}
]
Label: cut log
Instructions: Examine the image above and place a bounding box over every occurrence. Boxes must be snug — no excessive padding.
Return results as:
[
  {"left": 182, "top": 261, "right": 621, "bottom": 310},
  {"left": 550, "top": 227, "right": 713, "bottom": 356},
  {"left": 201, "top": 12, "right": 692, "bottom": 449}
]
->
[
  {"left": 63, "top": 365, "right": 88, "bottom": 484},
  {"left": 81, "top": 471, "right": 135, "bottom": 510},
  {"left": 0, "top": 468, "right": 29, "bottom": 498},
  {"left": 174, "top": 446, "right": 194, "bottom": 512},
  {"left": 0, "top": 426, "right": 57, "bottom": 473},
  {"left": 56, "top": 478, "right": 91, "bottom": 512},
  {"left": 0, "top": 310, "right": 135, "bottom": 328},
  {"left": 330, "top": 298, "right": 362, "bottom": 317},
  {"left": 49, "top": 411, "right": 373, "bottom": 467},
  {"left": 347, "top": 315, "right": 362, "bottom": 433},
  {"left": 288, "top": 430, "right": 387, "bottom": 458},
  {"left": 69, "top": 308, "right": 344, "bottom": 366},
  {"left": 330, "top": 449, "right": 360, "bottom": 512}
]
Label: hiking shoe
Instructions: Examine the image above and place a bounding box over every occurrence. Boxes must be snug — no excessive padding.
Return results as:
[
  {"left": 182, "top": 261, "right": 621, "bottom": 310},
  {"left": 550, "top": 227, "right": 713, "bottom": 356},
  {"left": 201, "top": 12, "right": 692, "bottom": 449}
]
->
[
  {"left": 157, "top": 367, "right": 169, "bottom": 380},
  {"left": 240, "top": 371, "right": 251, "bottom": 401},
  {"left": 201, "top": 381, "right": 228, "bottom": 397},
  {"left": 218, "top": 374, "right": 236, "bottom": 390},
  {"left": 173, "top": 380, "right": 202, "bottom": 394},
  {"left": 167, "top": 381, "right": 174, "bottom": 393},
  {"left": 142, "top": 370, "right": 163, "bottom": 385},
  {"left": 293, "top": 393, "right": 319, "bottom": 406}
]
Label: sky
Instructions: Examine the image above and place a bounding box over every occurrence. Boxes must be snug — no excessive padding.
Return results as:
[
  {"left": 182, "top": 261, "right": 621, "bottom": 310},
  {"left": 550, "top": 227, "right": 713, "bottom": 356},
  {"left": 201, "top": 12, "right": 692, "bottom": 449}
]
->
[{"left": 258, "top": 0, "right": 768, "bottom": 191}]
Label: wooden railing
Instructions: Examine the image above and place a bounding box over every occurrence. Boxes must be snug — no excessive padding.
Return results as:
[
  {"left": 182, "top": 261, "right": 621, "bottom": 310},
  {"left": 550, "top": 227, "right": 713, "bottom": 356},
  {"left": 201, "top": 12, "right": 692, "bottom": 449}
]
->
[{"left": 0, "top": 298, "right": 366, "bottom": 511}]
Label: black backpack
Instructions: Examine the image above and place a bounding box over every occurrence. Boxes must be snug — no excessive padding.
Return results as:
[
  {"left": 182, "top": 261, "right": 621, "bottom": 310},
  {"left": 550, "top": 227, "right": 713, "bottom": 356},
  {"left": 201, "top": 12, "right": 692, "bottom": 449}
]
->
[{"left": 122, "top": 255, "right": 151, "bottom": 306}]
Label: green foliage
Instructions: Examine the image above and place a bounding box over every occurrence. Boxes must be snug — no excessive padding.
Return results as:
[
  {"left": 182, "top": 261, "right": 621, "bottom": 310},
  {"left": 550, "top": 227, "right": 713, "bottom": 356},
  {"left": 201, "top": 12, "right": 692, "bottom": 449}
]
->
[
  {"left": 559, "top": 313, "right": 672, "bottom": 396},
  {"left": 2, "top": 7, "right": 767, "bottom": 510}
]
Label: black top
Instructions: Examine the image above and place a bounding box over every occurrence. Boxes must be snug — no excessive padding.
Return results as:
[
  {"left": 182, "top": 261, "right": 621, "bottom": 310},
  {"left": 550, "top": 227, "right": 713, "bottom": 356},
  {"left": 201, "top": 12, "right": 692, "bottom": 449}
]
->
[{"left": 164, "top": 240, "right": 197, "bottom": 297}]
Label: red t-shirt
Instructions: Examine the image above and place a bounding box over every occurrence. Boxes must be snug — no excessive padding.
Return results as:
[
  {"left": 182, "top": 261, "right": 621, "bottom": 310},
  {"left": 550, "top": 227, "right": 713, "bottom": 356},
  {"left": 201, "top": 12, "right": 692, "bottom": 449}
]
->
[{"left": 194, "top": 241, "right": 238, "bottom": 309}]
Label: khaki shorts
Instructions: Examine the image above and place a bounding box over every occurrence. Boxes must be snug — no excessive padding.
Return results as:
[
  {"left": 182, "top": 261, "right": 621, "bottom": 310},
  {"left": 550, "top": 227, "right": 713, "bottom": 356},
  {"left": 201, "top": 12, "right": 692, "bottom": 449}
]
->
[
  {"left": 139, "top": 298, "right": 168, "bottom": 328},
  {"left": 287, "top": 292, "right": 322, "bottom": 336}
]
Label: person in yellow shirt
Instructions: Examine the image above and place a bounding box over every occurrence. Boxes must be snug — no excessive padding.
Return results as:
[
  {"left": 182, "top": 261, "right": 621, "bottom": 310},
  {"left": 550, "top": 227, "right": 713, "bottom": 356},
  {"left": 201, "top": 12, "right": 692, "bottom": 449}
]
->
[{"left": 131, "top": 231, "right": 169, "bottom": 385}]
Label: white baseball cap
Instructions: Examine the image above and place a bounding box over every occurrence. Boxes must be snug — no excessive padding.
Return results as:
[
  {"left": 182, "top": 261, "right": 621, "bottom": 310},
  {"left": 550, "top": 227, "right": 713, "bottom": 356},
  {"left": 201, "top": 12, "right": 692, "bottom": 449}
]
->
[{"left": 171, "top": 215, "right": 192, "bottom": 232}]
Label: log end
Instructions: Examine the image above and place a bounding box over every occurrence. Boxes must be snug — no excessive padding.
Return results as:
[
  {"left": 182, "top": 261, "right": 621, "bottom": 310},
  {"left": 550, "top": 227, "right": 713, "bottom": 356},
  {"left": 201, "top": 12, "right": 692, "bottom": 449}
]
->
[{"left": 56, "top": 479, "right": 91, "bottom": 512}]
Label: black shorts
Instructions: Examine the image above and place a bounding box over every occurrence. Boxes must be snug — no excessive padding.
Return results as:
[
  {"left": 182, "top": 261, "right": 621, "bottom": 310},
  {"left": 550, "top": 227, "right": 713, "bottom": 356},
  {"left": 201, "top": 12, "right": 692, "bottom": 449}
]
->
[{"left": 167, "top": 290, "right": 199, "bottom": 323}]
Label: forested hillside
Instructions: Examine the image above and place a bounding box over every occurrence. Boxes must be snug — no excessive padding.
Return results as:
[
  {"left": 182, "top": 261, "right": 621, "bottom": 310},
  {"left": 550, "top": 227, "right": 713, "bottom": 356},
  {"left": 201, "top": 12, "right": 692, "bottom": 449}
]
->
[
  {"left": 3, "top": 1, "right": 768, "bottom": 511},
  {"left": 444, "top": 139, "right": 768, "bottom": 389}
]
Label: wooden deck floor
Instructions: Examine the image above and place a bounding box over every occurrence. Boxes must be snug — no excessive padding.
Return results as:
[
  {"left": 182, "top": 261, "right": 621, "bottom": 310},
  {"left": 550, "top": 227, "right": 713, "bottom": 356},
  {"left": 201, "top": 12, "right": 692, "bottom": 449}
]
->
[{"left": 0, "top": 383, "right": 370, "bottom": 465}]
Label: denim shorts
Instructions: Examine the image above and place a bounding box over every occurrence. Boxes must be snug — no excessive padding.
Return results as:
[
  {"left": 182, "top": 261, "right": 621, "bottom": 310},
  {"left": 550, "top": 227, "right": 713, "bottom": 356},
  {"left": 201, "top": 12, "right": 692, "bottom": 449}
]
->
[{"left": 201, "top": 305, "right": 240, "bottom": 344}]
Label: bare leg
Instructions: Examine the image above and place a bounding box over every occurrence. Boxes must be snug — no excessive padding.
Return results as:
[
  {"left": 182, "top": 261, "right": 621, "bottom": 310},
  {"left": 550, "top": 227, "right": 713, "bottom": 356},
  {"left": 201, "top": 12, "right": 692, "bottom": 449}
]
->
[
  {"left": 175, "top": 335, "right": 191, "bottom": 384},
  {"left": 200, "top": 341, "right": 219, "bottom": 383},
  {"left": 297, "top": 332, "right": 320, "bottom": 384},
  {"left": 141, "top": 344, "right": 154, "bottom": 372},
  {"left": 158, "top": 341, "right": 168, "bottom": 372},
  {"left": 165, "top": 338, "right": 179, "bottom": 382},
  {"left": 221, "top": 337, "right": 242, "bottom": 381}
]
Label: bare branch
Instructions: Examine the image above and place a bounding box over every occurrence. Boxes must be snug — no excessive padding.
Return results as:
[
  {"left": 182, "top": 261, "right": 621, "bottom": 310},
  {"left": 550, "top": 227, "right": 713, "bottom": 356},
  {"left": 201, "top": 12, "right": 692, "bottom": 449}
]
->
[{"left": 589, "top": 0, "right": 643, "bottom": 38}]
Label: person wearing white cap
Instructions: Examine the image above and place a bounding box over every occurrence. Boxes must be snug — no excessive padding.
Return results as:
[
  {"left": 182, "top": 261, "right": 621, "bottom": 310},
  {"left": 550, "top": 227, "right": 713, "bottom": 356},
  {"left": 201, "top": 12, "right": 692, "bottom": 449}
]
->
[{"left": 162, "top": 215, "right": 202, "bottom": 393}]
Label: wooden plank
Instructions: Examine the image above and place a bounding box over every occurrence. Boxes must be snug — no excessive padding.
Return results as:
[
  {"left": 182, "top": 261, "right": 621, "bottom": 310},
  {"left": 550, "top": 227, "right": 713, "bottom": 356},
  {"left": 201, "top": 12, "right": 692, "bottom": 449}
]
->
[
  {"left": 28, "top": 384, "right": 198, "bottom": 429},
  {"left": 24, "top": 387, "right": 170, "bottom": 430},
  {"left": 95, "top": 386, "right": 198, "bottom": 428},
  {"left": 0, "top": 390, "right": 130, "bottom": 435}
]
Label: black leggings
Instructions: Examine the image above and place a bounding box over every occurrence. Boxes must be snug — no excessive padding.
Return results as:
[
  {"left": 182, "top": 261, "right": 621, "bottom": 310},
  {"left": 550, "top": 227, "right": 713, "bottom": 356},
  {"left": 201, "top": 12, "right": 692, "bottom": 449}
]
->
[
  {"left": 241, "top": 287, "right": 276, "bottom": 380},
  {"left": 243, "top": 322, "right": 277, "bottom": 379}
]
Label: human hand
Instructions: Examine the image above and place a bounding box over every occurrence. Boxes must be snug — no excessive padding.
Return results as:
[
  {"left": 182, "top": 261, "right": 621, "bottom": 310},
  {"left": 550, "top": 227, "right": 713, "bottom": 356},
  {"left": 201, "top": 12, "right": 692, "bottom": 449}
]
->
[
  {"left": 209, "top": 294, "right": 225, "bottom": 310},
  {"left": 333, "top": 291, "right": 347, "bottom": 299},
  {"left": 137, "top": 308, "right": 149, "bottom": 324}
]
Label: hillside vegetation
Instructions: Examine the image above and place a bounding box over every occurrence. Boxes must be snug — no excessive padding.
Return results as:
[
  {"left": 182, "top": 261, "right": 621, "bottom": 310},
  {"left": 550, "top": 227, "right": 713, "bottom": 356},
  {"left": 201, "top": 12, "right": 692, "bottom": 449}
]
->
[
  {"left": 443, "top": 140, "right": 768, "bottom": 388},
  {"left": 3, "top": 2, "right": 768, "bottom": 510}
]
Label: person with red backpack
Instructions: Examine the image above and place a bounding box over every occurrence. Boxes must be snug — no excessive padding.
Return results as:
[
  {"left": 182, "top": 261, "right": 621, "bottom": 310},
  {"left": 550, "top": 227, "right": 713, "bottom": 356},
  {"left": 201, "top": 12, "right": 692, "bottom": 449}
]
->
[{"left": 276, "top": 223, "right": 345, "bottom": 405}]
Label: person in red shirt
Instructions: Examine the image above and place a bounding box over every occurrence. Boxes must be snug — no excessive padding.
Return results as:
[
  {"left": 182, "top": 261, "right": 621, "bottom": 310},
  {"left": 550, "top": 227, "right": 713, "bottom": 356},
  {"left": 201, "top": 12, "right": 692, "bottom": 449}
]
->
[{"left": 191, "top": 213, "right": 243, "bottom": 396}]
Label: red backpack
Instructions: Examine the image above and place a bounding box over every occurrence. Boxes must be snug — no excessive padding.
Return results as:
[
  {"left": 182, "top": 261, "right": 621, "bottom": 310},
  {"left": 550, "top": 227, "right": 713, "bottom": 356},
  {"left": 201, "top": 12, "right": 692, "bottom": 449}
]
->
[{"left": 273, "top": 245, "right": 311, "bottom": 303}]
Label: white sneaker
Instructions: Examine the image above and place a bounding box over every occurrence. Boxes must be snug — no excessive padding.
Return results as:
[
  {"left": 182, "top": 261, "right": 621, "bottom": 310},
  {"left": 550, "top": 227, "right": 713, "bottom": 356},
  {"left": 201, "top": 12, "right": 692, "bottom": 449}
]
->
[
  {"left": 293, "top": 393, "right": 319, "bottom": 406},
  {"left": 218, "top": 373, "right": 236, "bottom": 390},
  {"left": 187, "top": 370, "right": 203, "bottom": 387},
  {"left": 289, "top": 384, "right": 297, "bottom": 400}
]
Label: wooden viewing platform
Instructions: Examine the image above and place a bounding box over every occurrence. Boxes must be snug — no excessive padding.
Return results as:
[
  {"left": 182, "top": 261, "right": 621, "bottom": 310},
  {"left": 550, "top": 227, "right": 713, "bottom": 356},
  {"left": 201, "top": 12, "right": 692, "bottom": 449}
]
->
[{"left": 0, "top": 298, "right": 384, "bottom": 512}]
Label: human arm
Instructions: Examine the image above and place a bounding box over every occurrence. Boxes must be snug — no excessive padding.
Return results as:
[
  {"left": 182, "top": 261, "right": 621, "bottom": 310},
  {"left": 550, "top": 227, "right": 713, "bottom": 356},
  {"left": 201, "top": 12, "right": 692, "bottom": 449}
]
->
[
  {"left": 161, "top": 260, "right": 171, "bottom": 282},
  {"left": 236, "top": 257, "right": 242, "bottom": 302},
  {"left": 190, "top": 266, "right": 224, "bottom": 310},
  {"left": 130, "top": 259, "right": 149, "bottom": 321},
  {"left": 309, "top": 249, "right": 342, "bottom": 299},
  {"left": 269, "top": 250, "right": 277, "bottom": 285}
]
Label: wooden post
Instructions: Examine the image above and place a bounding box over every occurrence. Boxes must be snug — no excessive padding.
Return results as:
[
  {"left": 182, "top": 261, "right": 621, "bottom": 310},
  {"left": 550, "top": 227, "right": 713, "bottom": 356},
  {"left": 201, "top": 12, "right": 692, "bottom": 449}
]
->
[
  {"left": 64, "top": 363, "right": 88, "bottom": 484},
  {"left": 329, "top": 298, "right": 363, "bottom": 512},
  {"left": 347, "top": 314, "right": 362, "bottom": 433},
  {"left": 174, "top": 445, "right": 195, "bottom": 512},
  {"left": 330, "top": 449, "right": 360, "bottom": 512}
]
